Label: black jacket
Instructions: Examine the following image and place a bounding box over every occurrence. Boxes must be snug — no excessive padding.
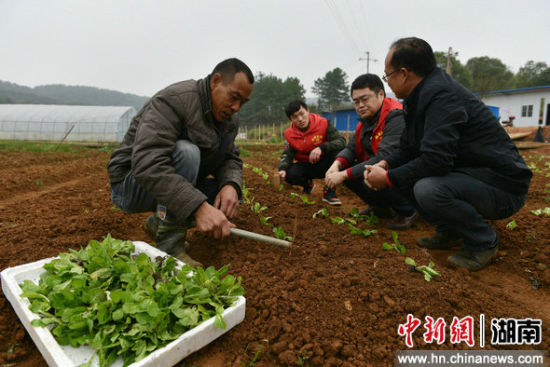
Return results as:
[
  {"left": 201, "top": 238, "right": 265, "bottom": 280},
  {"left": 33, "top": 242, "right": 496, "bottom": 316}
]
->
[
  {"left": 386, "top": 68, "right": 531, "bottom": 195},
  {"left": 337, "top": 108, "right": 405, "bottom": 180}
]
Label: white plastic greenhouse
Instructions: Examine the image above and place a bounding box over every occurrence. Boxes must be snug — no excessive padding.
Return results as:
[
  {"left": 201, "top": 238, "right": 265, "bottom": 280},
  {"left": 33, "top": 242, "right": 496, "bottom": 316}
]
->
[{"left": 0, "top": 104, "right": 137, "bottom": 142}]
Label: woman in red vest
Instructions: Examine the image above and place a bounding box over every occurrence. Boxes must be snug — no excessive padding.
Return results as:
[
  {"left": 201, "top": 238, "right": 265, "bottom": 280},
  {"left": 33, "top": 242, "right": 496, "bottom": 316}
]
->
[
  {"left": 325, "top": 74, "right": 417, "bottom": 230},
  {"left": 278, "top": 100, "right": 346, "bottom": 205}
]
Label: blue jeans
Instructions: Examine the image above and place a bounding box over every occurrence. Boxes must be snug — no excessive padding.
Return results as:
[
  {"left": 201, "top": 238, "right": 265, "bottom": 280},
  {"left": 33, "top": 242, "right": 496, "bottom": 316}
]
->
[
  {"left": 111, "top": 140, "right": 219, "bottom": 217},
  {"left": 344, "top": 179, "right": 415, "bottom": 216},
  {"left": 407, "top": 172, "right": 526, "bottom": 251}
]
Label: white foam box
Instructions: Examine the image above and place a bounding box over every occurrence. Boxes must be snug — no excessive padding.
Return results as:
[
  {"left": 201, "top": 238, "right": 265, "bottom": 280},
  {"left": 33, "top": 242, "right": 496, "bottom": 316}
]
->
[{"left": 1, "top": 241, "right": 246, "bottom": 367}]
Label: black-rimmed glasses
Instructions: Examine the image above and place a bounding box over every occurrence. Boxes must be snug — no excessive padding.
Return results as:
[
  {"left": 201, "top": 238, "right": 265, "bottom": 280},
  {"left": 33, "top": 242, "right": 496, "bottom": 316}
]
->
[{"left": 382, "top": 70, "right": 398, "bottom": 82}]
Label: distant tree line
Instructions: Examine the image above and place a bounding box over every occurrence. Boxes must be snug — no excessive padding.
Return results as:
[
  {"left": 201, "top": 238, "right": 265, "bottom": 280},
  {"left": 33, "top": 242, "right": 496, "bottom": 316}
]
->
[
  {"left": 240, "top": 55, "right": 550, "bottom": 126},
  {"left": 434, "top": 53, "right": 550, "bottom": 96},
  {"left": 3, "top": 53, "right": 550, "bottom": 126},
  {"left": 0, "top": 81, "right": 149, "bottom": 111}
]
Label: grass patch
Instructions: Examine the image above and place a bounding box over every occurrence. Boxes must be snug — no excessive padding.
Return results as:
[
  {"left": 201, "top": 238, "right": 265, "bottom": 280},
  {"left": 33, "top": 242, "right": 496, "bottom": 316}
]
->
[{"left": 0, "top": 140, "right": 116, "bottom": 153}]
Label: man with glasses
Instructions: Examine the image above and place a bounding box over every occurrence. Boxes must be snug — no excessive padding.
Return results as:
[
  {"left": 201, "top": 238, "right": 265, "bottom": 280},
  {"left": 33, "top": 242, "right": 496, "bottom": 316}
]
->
[
  {"left": 325, "top": 74, "right": 417, "bottom": 230},
  {"left": 279, "top": 100, "right": 346, "bottom": 205},
  {"left": 364, "top": 37, "right": 532, "bottom": 271}
]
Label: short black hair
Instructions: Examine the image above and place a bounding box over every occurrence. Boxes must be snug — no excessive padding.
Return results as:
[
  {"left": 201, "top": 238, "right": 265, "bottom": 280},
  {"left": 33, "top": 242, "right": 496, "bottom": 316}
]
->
[
  {"left": 389, "top": 37, "right": 436, "bottom": 77},
  {"left": 212, "top": 58, "right": 254, "bottom": 84},
  {"left": 350, "top": 74, "right": 385, "bottom": 97},
  {"left": 285, "top": 100, "right": 307, "bottom": 119}
]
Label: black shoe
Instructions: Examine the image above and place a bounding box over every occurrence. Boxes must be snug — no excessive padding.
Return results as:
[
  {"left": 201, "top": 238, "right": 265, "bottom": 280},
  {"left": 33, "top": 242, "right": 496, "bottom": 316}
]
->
[
  {"left": 322, "top": 187, "right": 342, "bottom": 206},
  {"left": 303, "top": 179, "right": 315, "bottom": 194},
  {"left": 143, "top": 214, "right": 158, "bottom": 239},
  {"left": 358, "top": 206, "right": 393, "bottom": 219},
  {"left": 386, "top": 211, "right": 418, "bottom": 230},
  {"left": 417, "top": 231, "right": 463, "bottom": 249},
  {"left": 156, "top": 229, "right": 202, "bottom": 267},
  {"left": 447, "top": 243, "right": 499, "bottom": 271}
]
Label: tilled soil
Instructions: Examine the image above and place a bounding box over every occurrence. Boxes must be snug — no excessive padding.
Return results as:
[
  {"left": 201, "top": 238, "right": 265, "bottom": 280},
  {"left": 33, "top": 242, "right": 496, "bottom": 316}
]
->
[{"left": 0, "top": 134, "right": 549, "bottom": 366}]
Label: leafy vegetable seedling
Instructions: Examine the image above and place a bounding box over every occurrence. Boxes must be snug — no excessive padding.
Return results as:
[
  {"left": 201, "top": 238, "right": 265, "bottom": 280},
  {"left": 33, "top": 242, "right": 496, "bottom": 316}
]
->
[
  {"left": 330, "top": 217, "right": 346, "bottom": 225},
  {"left": 250, "top": 202, "right": 267, "bottom": 214},
  {"left": 330, "top": 217, "right": 356, "bottom": 225},
  {"left": 405, "top": 257, "right": 440, "bottom": 282},
  {"left": 348, "top": 224, "right": 377, "bottom": 237},
  {"left": 299, "top": 195, "right": 315, "bottom": 205},
  {"left": 259, "top": 216, "right": 272, "bottom": 226},
  {"left": 348, "top": 208, "right": 380, "bottom": 225},
  {"left": 382, "top": 231, "right": 406, "bottom": 254},
  {"left": 19, "top": 235, "right": 244, "bottom": 367},
  {"left": 313, "top": 208, "right": 329, "bottom": 218},
  {"left": 506, "top": 220, "right": 517, "bottom": 230},
  {"left": 531, "top": 208, "right": 550, "bottom": 216},
  {"left": 273, "top": 226, "right": 293, "bottom": 241}
]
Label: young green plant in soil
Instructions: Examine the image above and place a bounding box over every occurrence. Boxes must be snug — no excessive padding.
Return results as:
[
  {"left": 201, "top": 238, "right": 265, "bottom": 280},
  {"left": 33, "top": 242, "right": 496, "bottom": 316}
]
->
[
  {"left": 382, "top": 231, "right": 406, "bottom": 254},
  {"left": 531, "top": 207, "right": 550, "bottom": 216},
  {"left": 330, "top": 216, "right": 356, "bottom": 225},
  {"left": 19, "top": 235, "right": 244, "bottom": 367},
  {"left": 347, "top": 207, "right": 380, "bottom": 225},
  {"left": 312, "top": 208, "right": 329, "bottom": 218},
  {"left": 348, "top": 224, "right": 377, "bottom": 237},
  {"left": 289, "top": 192, "right": 316, "bottom": 205},
  {"left": 242, "top": 180, "right": 254, "bottom": 205},
  {"left": 273, "top": 226, "right": 293, "bottom": 241},
  {"left": 405, "top": 257, "right": 441, "bottom": 282},
  {"left": 250, "top": 202, "right": 267, "bottom": 214},
  {"left": 506, "top": 220, "right": 517, "bottom": 230},
  {"left": 259, "top": 216, "right": 272, "bottom": 226}
]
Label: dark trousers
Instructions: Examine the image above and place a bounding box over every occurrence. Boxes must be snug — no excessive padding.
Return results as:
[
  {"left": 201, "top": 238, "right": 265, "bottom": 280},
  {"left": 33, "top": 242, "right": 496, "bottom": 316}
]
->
[
  {"left": 344, "top": 179, "right": 415, "bottom": 216},
  {"left": 403, "top": 172, "right": 526, "bottom": 250},
  {"left": 285, "top": 152, "right": 337, "bottom": 189}
]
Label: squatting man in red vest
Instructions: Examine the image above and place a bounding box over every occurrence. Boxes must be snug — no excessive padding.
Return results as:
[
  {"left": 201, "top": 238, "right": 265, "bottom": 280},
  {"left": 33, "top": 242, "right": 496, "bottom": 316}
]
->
[
  {"left": 108, "top": 58, "right": 254, "bottom": 267},
  {"left": 365, "top": 37, "right": 532, "bottom": 270},
  {"left": 325, "top": 74, "right": 418, "bottom": 230},
  {"left": 278, "top": 100, "right": 346, "bottom": 205}
]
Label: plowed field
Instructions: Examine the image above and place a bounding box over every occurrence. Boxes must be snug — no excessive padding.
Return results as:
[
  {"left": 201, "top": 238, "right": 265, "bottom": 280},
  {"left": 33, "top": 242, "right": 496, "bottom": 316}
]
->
[{"left": 1, "top": 132, "right": 549, "bottom": 366}]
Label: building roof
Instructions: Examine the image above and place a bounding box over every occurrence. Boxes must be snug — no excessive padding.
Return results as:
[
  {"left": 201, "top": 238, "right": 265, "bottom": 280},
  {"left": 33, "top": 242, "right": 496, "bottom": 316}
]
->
[
  {"left": 0, "top": 104, "right": 136, "bottom": 123},
  {"left": 477, "top": 85, "right": 550, "bottom": 96}
]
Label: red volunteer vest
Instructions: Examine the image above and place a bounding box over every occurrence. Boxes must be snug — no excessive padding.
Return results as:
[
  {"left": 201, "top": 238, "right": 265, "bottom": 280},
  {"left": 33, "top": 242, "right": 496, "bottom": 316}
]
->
[
  {"left": 284, "top": 113, "right": 328, "bottom": 162},
  {"left": 355, "top": 97, "right": 402, "bottom": 161}
]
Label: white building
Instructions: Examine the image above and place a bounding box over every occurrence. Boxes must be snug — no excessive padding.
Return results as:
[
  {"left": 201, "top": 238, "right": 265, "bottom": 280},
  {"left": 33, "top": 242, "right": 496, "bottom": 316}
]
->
[
  {"left": 0, "top": 104, "right": 136, "bottom": 142},
  {"left": 480, "top": 86, "right": 550, "bottom": 127}
]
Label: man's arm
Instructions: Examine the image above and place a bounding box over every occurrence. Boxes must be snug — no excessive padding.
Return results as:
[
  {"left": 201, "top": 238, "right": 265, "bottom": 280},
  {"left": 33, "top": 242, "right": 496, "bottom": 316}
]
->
[
  {"left": 347, "top": 109, "right": 406, "bottom": 180},
  {"left": 387, "top": 90, "right": 466, "bottom": 190},
  {"left": 215, "top": 138, "right": 243, "bottom": 199},
  {"left": 278, "top": 141, "right": 295, "bottom": 172},
  {"left": 319, "top": 123, "right": 346, "bottom": 155}
]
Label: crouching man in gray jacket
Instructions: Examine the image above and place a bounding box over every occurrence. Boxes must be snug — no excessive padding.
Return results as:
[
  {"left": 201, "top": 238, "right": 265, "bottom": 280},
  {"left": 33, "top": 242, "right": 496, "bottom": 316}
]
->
[{"left": 107, "top": 58, "right": 254, "bottom": 266}]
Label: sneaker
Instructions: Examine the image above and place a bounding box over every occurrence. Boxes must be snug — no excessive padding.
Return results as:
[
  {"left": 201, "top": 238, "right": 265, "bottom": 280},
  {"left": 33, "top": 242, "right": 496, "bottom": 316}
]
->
[
  {"left": 303, "top": 179, "right": 315, "bottom": 194},
  {"left": 358, "top": 206, "right": 393, "bottom": 219},
  {"left": 386, "top": 211, "right": 418, "bottom": 230},
  {"left": 322, "top": 187, "right": 342, "bottom": 206},
  {"left": 447, "top": 243, "right": 499, "bottom": 271},
  {"left": 417, "top": 231, "right": 463, "bottom": 249}
]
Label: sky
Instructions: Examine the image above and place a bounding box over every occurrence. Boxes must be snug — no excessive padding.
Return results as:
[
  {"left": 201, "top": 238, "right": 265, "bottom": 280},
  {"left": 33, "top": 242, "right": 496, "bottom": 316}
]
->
[{"left": 1, "top": 0, "right": 550, "bottom": 98}]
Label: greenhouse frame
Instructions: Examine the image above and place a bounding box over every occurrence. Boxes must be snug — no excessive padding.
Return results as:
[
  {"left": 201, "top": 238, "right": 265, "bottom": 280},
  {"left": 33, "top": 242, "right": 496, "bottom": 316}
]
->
[{"left": 0, "top": 104, "right": 137, "bottom": 142}]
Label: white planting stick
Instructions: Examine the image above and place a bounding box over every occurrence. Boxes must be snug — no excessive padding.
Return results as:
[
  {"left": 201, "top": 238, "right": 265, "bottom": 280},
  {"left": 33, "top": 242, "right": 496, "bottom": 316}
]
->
[{"left": 230, "top": 228, "right": 291, "bottom": 248}]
